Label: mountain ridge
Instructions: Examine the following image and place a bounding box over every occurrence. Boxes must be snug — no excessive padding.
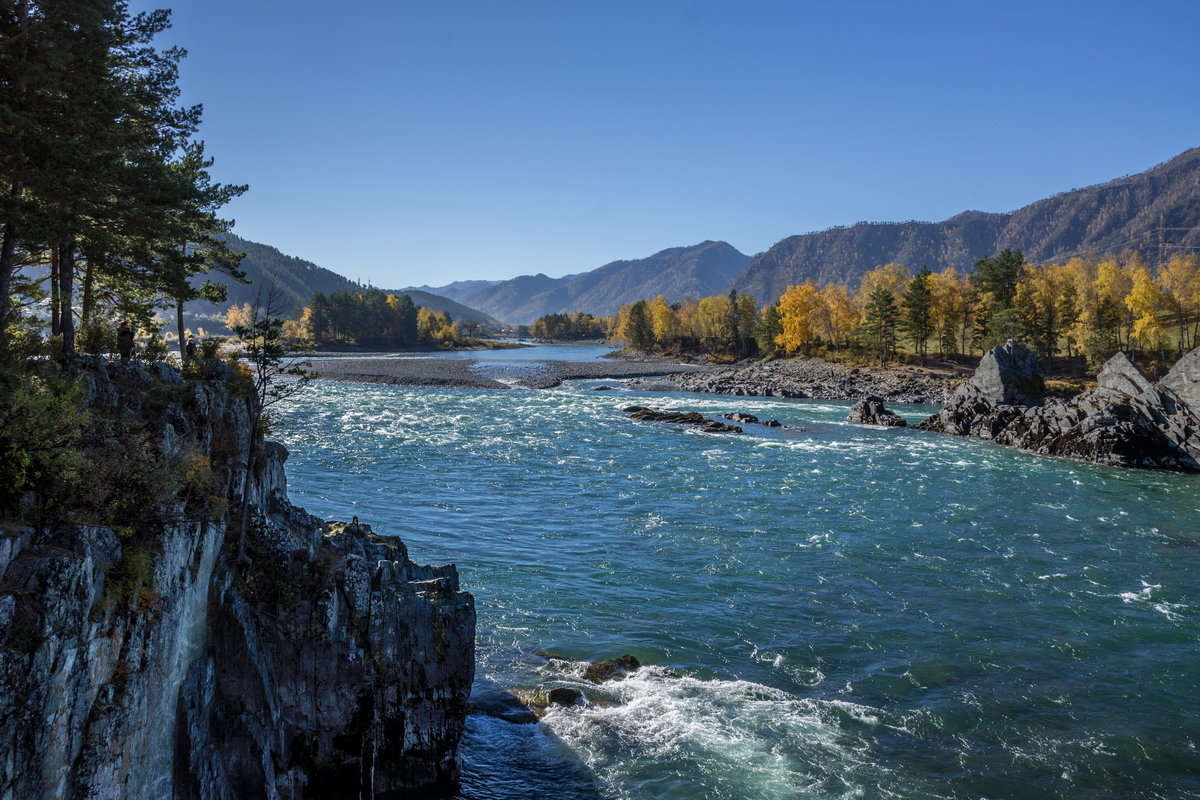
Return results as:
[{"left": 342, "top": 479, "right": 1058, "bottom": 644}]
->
[
  {"left": 192, "top": 233, "right": 502, "bottom": 327},
  {"left": 731, "top": 147, "right": 1200, "bottom": 301},
  {"left": 423, "top": 240, "right": 751, "bottom": 325}
]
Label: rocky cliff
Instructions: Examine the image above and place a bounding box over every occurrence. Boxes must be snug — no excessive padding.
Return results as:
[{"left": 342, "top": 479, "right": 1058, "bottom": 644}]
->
[
  {"left": 0, "top": 359, "right": 475, "bottom": 799},
  {"left": 919, "top": 342, "right": 1200, "bottom": 471}
]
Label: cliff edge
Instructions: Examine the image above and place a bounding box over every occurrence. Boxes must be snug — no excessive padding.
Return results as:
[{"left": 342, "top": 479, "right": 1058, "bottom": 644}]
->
[{"left": 0, "top": 358, "right": 475, "bottom": 799}]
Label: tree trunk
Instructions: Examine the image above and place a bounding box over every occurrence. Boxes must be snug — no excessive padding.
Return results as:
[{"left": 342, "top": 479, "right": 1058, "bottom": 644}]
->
[
  {"left": 58, "top": 237, "right": 76, "bottom": 358},
  {"left": 176, "top": 297, "right": 186, "bottom": 360},
  {"left": 0, "top": 0, "right": 29, "bottom": 344},
  {"left": 80, "top": 253, "right": 97, "bottom": 331},
  {"left": 50, "top": 245, "right": 60, "bottom": 336},
  {"left": 0, "top": 212, "right": 19, "bottom": 340}
]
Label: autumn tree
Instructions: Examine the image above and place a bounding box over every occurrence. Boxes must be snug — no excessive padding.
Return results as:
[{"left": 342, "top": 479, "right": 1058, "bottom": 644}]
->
[
  {"left": 1158, "top": 253, "right": 1200, "bottom": 353},
  {"left": 1126, "top": 266, "right": 1167, "bottom": 357},
  {"left": 819, "top": 283, "right": 859, "bottom": 350},
  {"left": 775, "top": 282, "right": 821, "bottom": 354}
]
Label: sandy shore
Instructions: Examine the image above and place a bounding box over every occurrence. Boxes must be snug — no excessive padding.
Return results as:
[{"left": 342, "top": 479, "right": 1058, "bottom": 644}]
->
[{"left": 309, "top": 356, "right": 712, "bottom": 390}]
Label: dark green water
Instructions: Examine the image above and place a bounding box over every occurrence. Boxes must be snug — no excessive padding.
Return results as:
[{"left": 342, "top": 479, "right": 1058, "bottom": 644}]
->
[{"left": 274, "top": 376, "right": 1200, "bottom": 800}]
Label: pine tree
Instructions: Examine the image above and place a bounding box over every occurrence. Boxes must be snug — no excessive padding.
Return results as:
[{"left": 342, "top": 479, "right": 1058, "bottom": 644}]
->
[
  {"left": 862, "top": 286, "right": 899, "bottom": 365},
  {"left": 901, "top": 267, "right": 934, "bottom": 361}
]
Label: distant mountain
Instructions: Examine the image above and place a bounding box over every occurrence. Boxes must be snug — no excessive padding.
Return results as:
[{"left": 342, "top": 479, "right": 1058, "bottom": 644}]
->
[
  {"left": 189, "top": 233, "right": 500, "bottom": 327},
  {"left": 732, "top": 148, "right": 1200, "bottom": 302},
  {"left": 406, "top": 278, "right": 503, "bottom": 302},
  {"left": 428, "top": 241, "right": 750, "bottom": 325}
]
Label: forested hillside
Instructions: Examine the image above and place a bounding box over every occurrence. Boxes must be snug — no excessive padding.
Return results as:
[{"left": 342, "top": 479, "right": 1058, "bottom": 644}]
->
[
  {"left": 200, "top": 234, "right": 501, "bottom": 327},
  {"left": 733, "top": 148, "right": 1200, "bottom": 303}
]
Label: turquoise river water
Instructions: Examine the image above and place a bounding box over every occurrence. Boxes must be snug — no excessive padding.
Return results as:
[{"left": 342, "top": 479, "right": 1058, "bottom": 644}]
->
[{"left": 273, "top": 352, "right": 1200, "bottom": 800}]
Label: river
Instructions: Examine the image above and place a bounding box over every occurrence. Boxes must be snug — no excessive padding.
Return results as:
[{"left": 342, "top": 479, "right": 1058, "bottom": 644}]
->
[{"left": 273, "top": 348, "right": 1200, "bottom": 800}]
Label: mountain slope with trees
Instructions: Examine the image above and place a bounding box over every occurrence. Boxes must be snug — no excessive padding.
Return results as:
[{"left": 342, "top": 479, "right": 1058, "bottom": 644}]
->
[
  {"left": 427, "top": 240, "right": 750, "bottom": 325},
  {"left": 203, "top": 233, "right": 501, "bottom": 327},
  {"left": 733, "top": 148, "right": 1200, "bottom": 303}
]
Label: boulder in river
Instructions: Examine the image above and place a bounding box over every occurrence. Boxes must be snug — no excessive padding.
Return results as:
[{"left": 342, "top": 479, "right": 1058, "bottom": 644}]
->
[
  {"left": 583, "top": 654, "right": 641, "bottom": 684},
  {"left": 847, "top": 396, "right": 907, "bottom": 427},
  {"left": 547, "top": 687, "right": 587, "bottom": 707},
  {"left": 624, "top": 406, "right": 742, "bottom": 433}
]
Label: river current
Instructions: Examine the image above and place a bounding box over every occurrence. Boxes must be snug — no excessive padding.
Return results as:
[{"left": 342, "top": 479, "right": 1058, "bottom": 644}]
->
[{"left": 273, "top": 350, "right": 1200, "bottom": 800}]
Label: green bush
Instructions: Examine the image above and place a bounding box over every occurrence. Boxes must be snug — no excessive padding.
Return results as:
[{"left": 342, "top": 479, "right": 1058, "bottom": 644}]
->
[
  {"left": 0, "top": 369, "right": 89, "bottom": 517},
  {"left": 142, "top": 333, "right": 169, "bottom": 362}
]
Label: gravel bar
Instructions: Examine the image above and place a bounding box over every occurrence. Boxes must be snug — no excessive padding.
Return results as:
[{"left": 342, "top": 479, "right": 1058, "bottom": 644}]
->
[{"left": 310, "top": 356, "right": 712, "bottom": 390}]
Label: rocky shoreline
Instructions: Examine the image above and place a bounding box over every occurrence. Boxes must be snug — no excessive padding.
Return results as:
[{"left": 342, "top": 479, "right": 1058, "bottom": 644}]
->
[{"left": 918, "top": 341, "right": 1200, "bottom": 471}]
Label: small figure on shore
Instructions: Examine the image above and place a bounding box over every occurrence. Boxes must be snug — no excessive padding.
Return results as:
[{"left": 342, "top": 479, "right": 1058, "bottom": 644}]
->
[
  {"left": 185, "top": 334, "right": 197, "bottom": 359},
  {"left": 117, "top": 320, "right": 134, "bottom": 363}
]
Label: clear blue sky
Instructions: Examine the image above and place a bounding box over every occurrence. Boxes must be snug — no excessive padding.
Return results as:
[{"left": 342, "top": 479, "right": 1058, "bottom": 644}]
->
[{"left": 135, "top": 0, "right": 1200, "bottom": 288}]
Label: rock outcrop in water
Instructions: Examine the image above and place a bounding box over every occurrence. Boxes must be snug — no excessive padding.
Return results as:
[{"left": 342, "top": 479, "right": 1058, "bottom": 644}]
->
[
  {"left": 0, "top": 359, "right": 475, "bottom": 798},
  {"left": 847, "top": 396, "right": 908, "bottom": 427},
  {"left": 919, "top": 342, "right": 1200, "bottom": 471},
  {"left": 623, "top": 406, "right": 742, "bottom": 433}
]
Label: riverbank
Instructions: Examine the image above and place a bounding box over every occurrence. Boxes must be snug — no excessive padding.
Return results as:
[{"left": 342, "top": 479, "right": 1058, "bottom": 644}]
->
[{"left": 624, "top": 356, "right": 964, "bottom": 404}]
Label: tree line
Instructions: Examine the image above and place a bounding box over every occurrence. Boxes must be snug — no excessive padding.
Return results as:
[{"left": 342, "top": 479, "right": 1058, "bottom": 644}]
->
[
  {"left": 529, "top": 311, "right": 608, "bottom": 340},
  {"left": 604, "top": 249, "right": 1200, "bottom": 369},
  {"left": 279, "top": 289, "right": 470, "bottom": 348},
  {"left": 0, "top": 1, "right": 244, "bottom": 362}
]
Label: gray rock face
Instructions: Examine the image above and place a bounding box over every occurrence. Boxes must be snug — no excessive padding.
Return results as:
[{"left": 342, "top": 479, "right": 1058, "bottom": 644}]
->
[
  {"left": 847, "top": 396, "right": 908, "bottom": 427},
  {"left": 968, "top": 339, "right": 1045, "bottom": 405},
  {"left": 0, "top": 361, "right": 475, "bottom": 799},
  {"left": 1160, "top": 346, "right": 1200, "bottom": 412},
  {"left": 920, "top": 345, "right": 1200, "bottom": 471}
]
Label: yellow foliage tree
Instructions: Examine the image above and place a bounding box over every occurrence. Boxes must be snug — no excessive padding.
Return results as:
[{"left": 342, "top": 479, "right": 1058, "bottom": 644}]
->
[
  {"left": 775, "top": 281, "right": 822, "bottom": 354},
  {"left": 818, "top": 283, "right": 858, "bottom": 349},
  {"left": 1126, "top": 266, "right": 1166, "bottom": 353},
  {"left": 857, "top": 263, "right": 909, "bottom": 306},
  {"left": 648, "top": 295, "right": 679, "bottom": 348},
  {"left": 928, "top": 268, "right": 970, "bottom": 355},
  {"left": 1157, "top": 253, "right": 1200, "bottom": 352},
  {"left": 224, "top": 302, "right": 253, "bottom": 333}
]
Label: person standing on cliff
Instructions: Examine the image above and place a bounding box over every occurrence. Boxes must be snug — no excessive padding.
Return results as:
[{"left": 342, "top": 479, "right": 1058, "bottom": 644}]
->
[
  {"left": 185, "top": 334, "right": 197, "bottom": 359},
  {"left": 117, "top": 321, "right": 134, "bottom": 363}
]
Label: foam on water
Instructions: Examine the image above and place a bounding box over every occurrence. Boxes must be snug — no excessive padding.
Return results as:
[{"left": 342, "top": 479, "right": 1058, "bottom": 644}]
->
[{"left": 273, "top": 376, "right": 1200, "bottom": 800}]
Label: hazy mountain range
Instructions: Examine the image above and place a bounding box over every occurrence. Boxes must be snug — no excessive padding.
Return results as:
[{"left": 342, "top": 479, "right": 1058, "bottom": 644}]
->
[
  {"left": 190, "top": 234, "right": 502, "bottom": 327},
  {"left": 409, "top": 240, "right": 751, "bottom": 325},
  {"left": 209, "top": 148, "right": 1199, "bottom": 327}
]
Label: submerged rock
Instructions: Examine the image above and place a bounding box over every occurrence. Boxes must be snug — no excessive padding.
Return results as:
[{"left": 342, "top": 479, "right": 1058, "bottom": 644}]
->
[
  {"left": 919, "top": 343, "right": 1200, "bottom": 471},
  {"left": 471, "top": 686, "right": 539, "bottom": 724},
  {"left": 847, "top": 396, "right": 907, "bottom": 427},
  {"left": 584, "top": 654, "right": 641, "bottom": 684},
  {"left": 547, "top": 687, "right": 587, "bottom": 707}
]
